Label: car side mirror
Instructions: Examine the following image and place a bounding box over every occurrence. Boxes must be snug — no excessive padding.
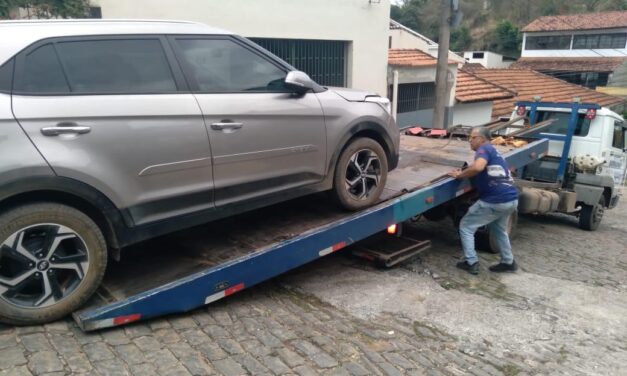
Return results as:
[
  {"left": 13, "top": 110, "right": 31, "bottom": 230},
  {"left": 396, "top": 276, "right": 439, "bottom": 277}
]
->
[{"left": 284, "top": 71, "right": 315, "bottom": 94}]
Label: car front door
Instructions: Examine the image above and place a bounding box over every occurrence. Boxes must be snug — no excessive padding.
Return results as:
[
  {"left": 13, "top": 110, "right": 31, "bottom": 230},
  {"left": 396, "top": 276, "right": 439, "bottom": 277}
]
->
[
  {"left": 170, "top": 36, "right": 327, "bottom": 207},
  {"left": 11, "top": 36, "right": 214, "bottom": 225}
]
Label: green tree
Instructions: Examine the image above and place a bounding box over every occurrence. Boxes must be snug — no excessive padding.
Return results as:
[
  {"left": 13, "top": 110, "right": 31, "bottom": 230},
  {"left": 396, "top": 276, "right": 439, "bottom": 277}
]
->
[
  {"left": 390, "top": 0, "right": 439, "bottom": 40},
  {"left": 450, "top": 26, "right": 472, "bottom": 51},
  {"left": 0, "top": 0, "right": 90, "bottom": 19},
  {"left": 488, "top": 20, "right": 522, "bottom": 57}
]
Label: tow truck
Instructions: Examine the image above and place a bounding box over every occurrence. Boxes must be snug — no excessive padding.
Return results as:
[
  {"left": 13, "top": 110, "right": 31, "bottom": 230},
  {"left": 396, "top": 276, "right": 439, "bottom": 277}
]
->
[{"left": 74, "top": 99, "right": 625, "bottom": 331}]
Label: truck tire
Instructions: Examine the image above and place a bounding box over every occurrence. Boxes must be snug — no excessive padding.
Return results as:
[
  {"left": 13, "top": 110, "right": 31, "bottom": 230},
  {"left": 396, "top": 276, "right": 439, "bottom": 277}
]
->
[
  {"left": 579, "top": 197, "right": 604, "bottom": 231},
  {"left": 476, "top": 210, "right": 518, "bottom": 254},
  {"left": 0, "top": 203, "right": 107, "bottom": 325},
  {"left": 332, "top": 137, "right": 388, "bottom": 211}
]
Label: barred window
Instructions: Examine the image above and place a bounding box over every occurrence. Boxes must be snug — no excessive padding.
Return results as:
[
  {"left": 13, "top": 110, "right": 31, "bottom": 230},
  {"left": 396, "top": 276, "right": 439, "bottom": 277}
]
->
[{"left": 389, "top": 82, "right": 436, "bottom": 113}]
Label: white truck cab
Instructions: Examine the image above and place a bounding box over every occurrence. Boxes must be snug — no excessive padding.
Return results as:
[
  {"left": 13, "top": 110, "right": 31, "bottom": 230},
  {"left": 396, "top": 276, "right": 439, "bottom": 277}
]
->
[{"left": 525, "top": 107, "right": 627, "bottom": 185}]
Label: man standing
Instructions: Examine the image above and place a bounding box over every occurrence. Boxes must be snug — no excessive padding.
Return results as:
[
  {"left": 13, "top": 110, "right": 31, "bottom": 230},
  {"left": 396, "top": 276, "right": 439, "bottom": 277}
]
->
[{"left": 448, "top": 127, "right": 519, "bottom": 275}]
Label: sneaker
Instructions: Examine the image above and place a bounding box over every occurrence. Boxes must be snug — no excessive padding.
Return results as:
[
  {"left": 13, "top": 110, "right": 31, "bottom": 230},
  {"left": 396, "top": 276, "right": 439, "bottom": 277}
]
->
[
  {"left": 489, "top": 261, "right": 518, "bottom": 273},
  {"left": 456, "top": 260, "right": 479, "bottom": 275}
]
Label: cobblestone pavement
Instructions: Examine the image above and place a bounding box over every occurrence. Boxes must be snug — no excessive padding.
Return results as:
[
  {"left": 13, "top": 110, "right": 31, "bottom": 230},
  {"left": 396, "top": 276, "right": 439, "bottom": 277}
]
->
[{"left": 1, "top": 197, "right": 625, "bottom": 376}]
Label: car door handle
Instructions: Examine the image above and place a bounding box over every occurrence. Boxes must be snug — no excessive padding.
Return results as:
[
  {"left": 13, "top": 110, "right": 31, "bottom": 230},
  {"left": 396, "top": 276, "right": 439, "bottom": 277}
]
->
[
  {"left": 211, "top": 122, "right": 243, "bottom": 131},
  {"left": 41, "top": 123, "right": 91, "bottom": 136}
]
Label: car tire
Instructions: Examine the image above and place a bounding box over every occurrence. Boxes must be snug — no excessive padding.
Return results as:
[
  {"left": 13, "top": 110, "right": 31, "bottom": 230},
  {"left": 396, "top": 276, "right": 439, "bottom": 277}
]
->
[
  {"left": 332, "top": 137, "right": 388, "bottom": 211},
  {"left": 0, "top": 203, "right": 107, "bottom": 325}
]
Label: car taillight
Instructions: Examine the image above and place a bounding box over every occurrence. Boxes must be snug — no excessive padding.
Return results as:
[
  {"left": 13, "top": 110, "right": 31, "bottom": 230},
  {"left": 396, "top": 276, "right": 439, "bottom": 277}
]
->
[
  {"left": 516, "top": 106, "right": 526, "bottom": 117},
  {"left": 586, "top": 108, "right": 596, "bottom": 120}
]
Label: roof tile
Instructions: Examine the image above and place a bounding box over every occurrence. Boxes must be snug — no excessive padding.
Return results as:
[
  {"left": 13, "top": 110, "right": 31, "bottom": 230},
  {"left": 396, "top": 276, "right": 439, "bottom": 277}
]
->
[
  {"left": 469, "top": 69, "right": 625, "bottom": 118},
  {"left": 388, "top": 49, "right": 455, "bottom": 67},
  {"left": 523, "top": 11, "right": 627, "bottom": 32},
  {"left": 455, "top": 70, "right": 515, "bottom": 103}
]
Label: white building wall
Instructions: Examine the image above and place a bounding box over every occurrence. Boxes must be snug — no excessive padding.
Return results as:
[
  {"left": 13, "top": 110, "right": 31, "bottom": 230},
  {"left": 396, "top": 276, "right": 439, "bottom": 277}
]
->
[
  {"left": 452, "top": 101, "right": 494, "bottom": 126},
  {"left": 389, "top": 22, "right": 465, "bottom": 64},
  {"left": 94, "top": 0, "right": 391, "bottom": 95},
  {"left": 521, "top": 29, "right": 627, "bottom": 58},
  {"left": 387, "top": 64, "right": 458, "bottom": 128},
  {"left": 389, "top": 29, "right": 433, "bottom": 52},
  {"left": 463, "top": 51, "right": 512, "bottom": 69}
]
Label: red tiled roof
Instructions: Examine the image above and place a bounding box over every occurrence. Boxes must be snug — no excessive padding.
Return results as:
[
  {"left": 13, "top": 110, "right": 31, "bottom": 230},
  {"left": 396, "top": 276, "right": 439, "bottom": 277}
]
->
[
  {"left": 469, "top": 69, "right": 625, "bottom": 118},
  {"left": 461, "top": 63, "right": 486, "bottom": 71},
  {"left": 511, "top": 57, "right": 627, "bottom": 72},
  {"left": 455, "top": 70, "right": 515, "bottom": 103},
  {"left": 523, "top": 11, "right": 627, "bottom": 32},
  {"left": 388, "top": 49, "right": 455, "bottom": 67}
]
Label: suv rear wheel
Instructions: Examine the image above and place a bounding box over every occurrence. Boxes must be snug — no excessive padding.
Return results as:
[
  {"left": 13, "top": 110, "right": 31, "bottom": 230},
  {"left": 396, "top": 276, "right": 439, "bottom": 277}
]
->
[
  {"left": 332, "top": 137, "right": 388, "bottom": 211},
  {"left": 0, "top": 203, "right": 107, "bottom": 325}
]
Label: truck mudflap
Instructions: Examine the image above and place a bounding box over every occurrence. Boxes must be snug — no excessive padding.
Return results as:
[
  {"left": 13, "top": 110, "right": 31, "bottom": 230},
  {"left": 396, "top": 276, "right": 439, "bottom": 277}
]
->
[{"left": 609, "top": 194, "right": 620, "bottom": 209}]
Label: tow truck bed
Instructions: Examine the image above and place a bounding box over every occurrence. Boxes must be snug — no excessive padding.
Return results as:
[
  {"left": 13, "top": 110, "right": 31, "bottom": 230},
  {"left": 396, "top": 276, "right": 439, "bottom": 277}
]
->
[{"left": 75, "top": 135, "right": 548, "bottom": 331}]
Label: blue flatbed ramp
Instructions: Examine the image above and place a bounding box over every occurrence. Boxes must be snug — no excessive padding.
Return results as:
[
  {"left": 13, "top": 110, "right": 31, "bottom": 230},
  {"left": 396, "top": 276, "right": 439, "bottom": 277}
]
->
[{"left": 74, "top": 136, "right": 549, "bottom": 331}]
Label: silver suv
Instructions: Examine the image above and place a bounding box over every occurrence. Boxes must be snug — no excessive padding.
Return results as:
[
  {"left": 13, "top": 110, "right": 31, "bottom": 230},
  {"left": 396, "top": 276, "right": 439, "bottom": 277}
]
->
[{"left": 0, "top": 20, "right": 399, "bottom": 324}]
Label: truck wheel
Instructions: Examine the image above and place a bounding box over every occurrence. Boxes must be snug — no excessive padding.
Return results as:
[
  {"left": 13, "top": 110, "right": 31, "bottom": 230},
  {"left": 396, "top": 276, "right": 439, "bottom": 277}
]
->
[
  {"left": 0, "top": 203, "right": 107, "bottom": 325},
  {"left": 476, "top": 210, "right": 518, "bottom": 253},
  {"left": 332, "top": 137, "right": 388, "bottom": 211},
  {"left": 579, "top": 198, "right": 604, "bottom": 231}
]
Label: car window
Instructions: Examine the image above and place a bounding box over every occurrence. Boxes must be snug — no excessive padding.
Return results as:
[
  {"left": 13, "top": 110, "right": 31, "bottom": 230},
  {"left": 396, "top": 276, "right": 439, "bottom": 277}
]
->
[
  {"left": 533, "top": 111, "right": 591, "bottom": 137},
  {"left": 21, "top": 44, "right": 70, "bottom": 93},
  {"left": 55, "top": 39, "right": 177, "bottom": 94},
  {"left": 0, "top": 59, "right": 14, "bottom": 93},
  {"left": 612, "top": 121, "right": 626, "bottom": 149},
  {"left": 175, "top": 38, "right": 288, "bottom": 93}
]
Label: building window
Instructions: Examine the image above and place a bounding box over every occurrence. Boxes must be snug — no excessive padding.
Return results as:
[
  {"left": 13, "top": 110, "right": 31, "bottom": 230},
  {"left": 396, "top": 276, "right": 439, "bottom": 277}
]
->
[
  {"left": 573, "top": 33, "right": 627, "bottom": 49},
  {"left": 250, "top": 38, "right": 347, "bottom": 87},
  {"left": 472, "top": 52, "right": 484, "bottom": 59},
  {"left": 541, "top": 71, "right": 609, "bottom": 89},
  {"left": 525, "top": 35, "right": 571, "bottom": 50},
  {"left": 389, "top": 82, "right": 436, "bottom": 113},
  {"left": 417, "top": 82, "right": 436, "bottom": 110},
  {"left": 88, "top": 7, "right": 102, "bottom": 18}
]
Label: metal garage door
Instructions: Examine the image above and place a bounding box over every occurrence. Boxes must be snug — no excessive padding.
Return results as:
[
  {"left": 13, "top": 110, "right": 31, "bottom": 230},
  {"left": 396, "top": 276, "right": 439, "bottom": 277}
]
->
[{"left": 250, "top": 38, "right": 347, "bottom": 87}]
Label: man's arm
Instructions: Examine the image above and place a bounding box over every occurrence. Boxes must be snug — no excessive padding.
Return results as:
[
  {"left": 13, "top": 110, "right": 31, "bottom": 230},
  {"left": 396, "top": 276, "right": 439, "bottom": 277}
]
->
[{"left": 448, "top": 157, "right": 488, "bottom": 179}]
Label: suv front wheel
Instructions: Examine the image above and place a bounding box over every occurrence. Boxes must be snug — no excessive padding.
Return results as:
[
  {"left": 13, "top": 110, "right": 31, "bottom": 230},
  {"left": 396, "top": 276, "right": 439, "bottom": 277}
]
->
[
  {"left": 332, "top": 137, "right": 388, "bottom": 211},
  {"left": 0, "top": 203, "right": 107, "bottom": 325}
]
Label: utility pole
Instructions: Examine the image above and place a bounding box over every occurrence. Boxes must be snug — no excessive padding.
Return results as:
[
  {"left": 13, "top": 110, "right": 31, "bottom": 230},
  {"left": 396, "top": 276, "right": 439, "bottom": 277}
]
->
[{"left": 432, "top": 0, "right": 452, "bottom": 129}]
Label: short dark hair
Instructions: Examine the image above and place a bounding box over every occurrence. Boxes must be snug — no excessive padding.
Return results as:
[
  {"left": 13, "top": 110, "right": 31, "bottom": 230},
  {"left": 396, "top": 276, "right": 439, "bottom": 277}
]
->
[{"left": 472, "top": 126, "right": 491, "bottom": 140}]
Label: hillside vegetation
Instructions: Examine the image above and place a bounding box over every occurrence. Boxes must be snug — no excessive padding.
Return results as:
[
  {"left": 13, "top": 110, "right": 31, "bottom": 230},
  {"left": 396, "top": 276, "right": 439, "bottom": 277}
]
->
[{"left": 391, "top": 0, "right": 627, "bottom": 57}]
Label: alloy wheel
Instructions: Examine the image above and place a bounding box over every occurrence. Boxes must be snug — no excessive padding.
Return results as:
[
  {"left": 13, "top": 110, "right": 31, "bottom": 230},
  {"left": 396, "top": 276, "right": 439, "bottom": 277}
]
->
[
  {"left": 0, "top": 224, "right": 89, "bottom": 309},
  {"left": 345, "top": 149, "right": 382, "bottom": 200}
]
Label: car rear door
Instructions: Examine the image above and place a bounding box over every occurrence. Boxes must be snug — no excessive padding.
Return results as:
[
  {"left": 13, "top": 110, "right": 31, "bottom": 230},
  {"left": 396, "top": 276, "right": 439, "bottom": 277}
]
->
[
  {"left": 169, "top": 36, "right": 327, "bottom": 207},
  {"left": 11, "top": 36, "right": 215, "bottom": 225}
]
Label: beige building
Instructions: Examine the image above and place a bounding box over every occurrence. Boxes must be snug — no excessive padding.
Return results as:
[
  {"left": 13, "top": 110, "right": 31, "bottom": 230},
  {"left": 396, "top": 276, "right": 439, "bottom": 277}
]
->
[{"left": 93, "top": 0, "right": 391, "bottom": 95}]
